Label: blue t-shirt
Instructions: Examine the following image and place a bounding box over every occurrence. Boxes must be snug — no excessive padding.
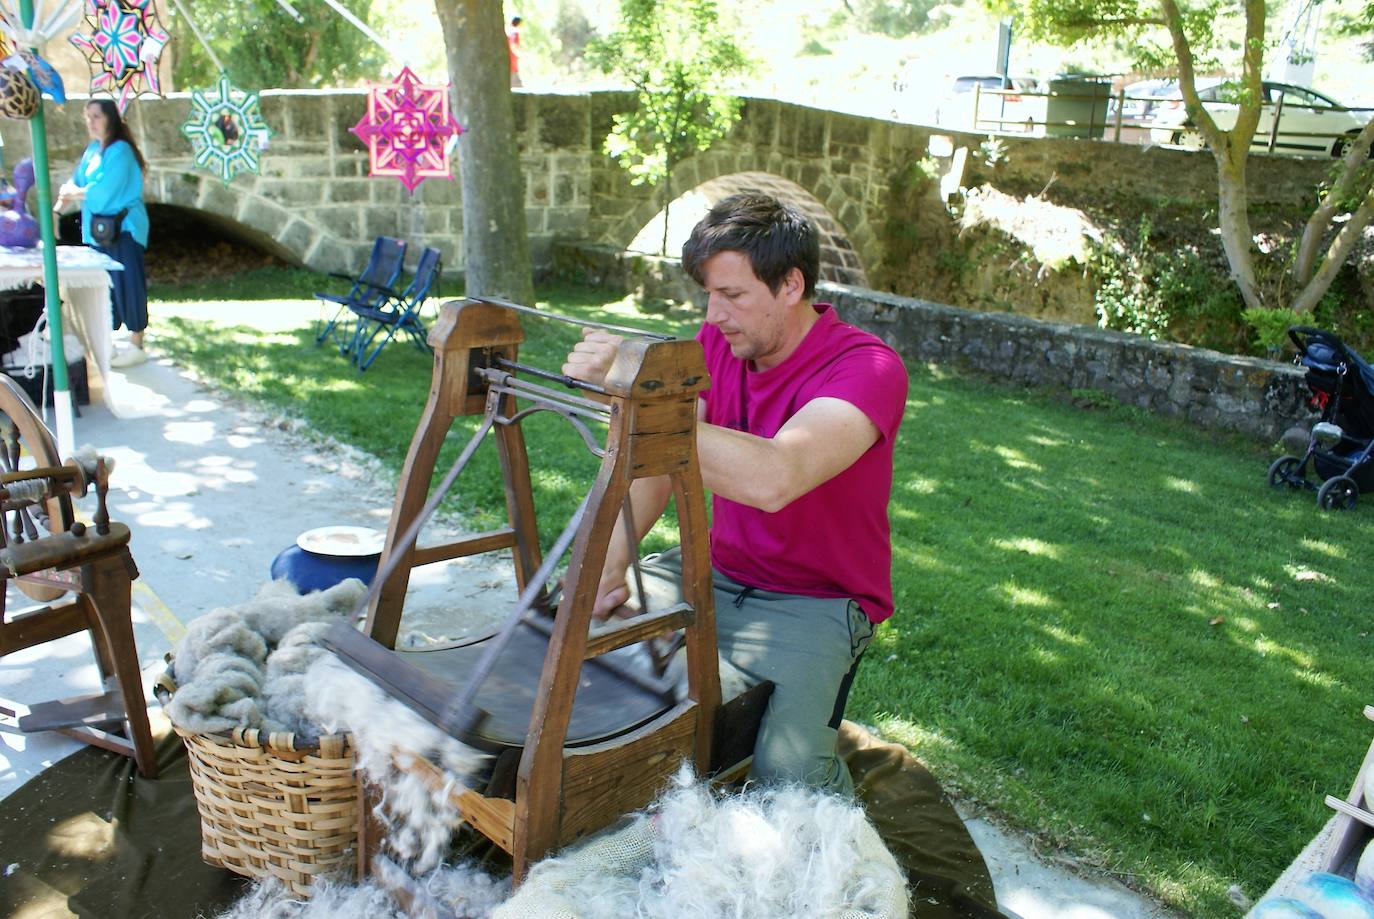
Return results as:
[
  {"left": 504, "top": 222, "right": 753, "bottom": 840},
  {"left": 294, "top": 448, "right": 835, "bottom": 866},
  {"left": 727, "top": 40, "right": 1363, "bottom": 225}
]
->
[{"left": 74, "top": 139, "right": 148, "bottom": 248}]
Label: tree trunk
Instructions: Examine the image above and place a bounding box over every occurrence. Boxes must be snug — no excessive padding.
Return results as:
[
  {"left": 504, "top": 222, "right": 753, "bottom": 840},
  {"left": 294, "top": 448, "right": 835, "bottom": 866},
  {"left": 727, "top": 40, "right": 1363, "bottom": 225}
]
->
[
  {"left": 435, "top": 0, "right": 534, "bottom": 305},
  {"left": 1214, "top": 147, "right": 1264, "bottom": 311}
]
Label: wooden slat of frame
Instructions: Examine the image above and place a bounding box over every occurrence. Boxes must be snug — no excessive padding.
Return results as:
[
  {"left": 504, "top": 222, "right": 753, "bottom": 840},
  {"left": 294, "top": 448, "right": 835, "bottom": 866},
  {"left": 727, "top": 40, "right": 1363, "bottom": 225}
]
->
[
  {"left": 0, "top": 600, "right": 86, "bottom": 654},
  {"left": 583, "top": 603, "right": 694, "bottom": 659},
  {"left": 411, "top": 529, "right": 518, "bottom": 567},
  {"left": 402, "top": 754, "right": 518, "bottom": 854},
  {"left": 18, "top": 689, "right": 127, "bottom": 732},
  {"left": 558, "top": 702, "right": 697, "bottom": 846}
]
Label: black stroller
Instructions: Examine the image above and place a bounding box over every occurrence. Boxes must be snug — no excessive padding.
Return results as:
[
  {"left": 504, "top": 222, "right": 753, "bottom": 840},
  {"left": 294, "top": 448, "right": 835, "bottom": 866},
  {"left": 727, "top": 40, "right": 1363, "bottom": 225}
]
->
[{"left": 1268, "top": 326, "right": 1374, "bottom": 510}]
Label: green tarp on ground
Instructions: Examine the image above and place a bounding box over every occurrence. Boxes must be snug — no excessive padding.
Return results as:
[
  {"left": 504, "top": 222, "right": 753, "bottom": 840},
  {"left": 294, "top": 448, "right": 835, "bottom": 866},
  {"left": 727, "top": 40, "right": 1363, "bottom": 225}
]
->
[{"left": 1, "top": 716, "right": 999, "bottom": 918}]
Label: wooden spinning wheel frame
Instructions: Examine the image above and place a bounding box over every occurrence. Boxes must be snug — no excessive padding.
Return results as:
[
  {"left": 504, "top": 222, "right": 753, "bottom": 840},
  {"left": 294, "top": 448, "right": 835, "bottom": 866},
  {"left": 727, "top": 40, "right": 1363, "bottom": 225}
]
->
[{"left": 325, "top": 298, "right": 770, "bottom": 886}]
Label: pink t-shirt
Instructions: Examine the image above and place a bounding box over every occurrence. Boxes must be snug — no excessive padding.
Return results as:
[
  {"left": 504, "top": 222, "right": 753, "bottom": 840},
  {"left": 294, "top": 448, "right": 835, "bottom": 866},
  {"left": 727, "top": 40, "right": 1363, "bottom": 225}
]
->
[{"left": 697, "top": 304, "right": 908, "bottom": 622}]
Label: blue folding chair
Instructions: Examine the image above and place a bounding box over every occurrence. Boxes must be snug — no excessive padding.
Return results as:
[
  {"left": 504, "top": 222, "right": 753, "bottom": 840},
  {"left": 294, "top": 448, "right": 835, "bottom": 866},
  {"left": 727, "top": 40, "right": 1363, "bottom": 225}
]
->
[
  {"left": 314, "top": 236, "right": 407, "bottom": 353},
  {"left": 347, "top": 246, "right": 443, "bottom": 371}
]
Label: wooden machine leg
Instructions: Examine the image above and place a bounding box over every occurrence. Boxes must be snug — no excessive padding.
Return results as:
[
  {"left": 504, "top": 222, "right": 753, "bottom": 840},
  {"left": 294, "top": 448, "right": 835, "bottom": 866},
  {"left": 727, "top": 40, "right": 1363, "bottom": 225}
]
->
[{"left": 83, "top": 552, "right": 158, "bottom": 778}]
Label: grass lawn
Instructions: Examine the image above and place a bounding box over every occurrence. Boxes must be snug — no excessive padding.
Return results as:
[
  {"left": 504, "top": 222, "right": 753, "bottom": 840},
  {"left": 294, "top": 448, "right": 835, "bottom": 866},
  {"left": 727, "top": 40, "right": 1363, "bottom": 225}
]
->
[{"left": 150, "top": 269, "right": 1374, "bottom": 918}]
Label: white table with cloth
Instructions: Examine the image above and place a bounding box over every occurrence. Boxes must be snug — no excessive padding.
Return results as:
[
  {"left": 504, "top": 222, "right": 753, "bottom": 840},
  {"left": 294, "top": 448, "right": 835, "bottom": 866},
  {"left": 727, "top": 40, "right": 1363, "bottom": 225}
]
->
[{"left": 0, "top": 244, "right": 122, "bottom": 412}]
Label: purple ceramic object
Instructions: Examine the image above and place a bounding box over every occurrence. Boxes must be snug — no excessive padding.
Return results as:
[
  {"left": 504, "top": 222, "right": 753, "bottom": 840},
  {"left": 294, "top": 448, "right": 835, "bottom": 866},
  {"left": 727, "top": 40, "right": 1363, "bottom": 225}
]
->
[{"left": 0, "top": 157, "right": 38, "bottom": 248}]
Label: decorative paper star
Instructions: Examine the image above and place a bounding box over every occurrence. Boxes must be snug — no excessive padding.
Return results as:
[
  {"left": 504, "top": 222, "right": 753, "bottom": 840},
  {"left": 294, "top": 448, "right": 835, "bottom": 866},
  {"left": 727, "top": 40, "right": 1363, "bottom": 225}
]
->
[
  {"left": 69, "top": 0, "right": 169, "bottom": 112},
  {"left": 350, "top": 66, "right": 463, "bottom": 194},
  {"left": 180, "top": 75, "right": 273, "bottom": 184}
]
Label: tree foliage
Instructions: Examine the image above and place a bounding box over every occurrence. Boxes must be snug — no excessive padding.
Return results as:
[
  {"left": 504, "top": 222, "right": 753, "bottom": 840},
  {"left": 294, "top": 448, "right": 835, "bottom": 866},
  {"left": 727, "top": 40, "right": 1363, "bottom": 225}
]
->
[
  {"left": 171, "top": 0, "right": 384, "bottom": 90},
  {"left": 1000, "top": 0, "right": 1374, "bottom": 318},
  {"left": 587, "top": 0, "right": 751, "bottom": 254}
]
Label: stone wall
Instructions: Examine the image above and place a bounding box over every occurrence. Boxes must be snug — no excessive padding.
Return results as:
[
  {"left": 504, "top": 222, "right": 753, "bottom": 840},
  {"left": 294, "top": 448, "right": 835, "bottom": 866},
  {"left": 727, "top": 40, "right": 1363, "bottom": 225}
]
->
[
  {"left": 553, "top": 242, "right": 1311, "bottom": 443},
  {"left": 0, "top": 90, "right": 1332, "bottom": 285}
]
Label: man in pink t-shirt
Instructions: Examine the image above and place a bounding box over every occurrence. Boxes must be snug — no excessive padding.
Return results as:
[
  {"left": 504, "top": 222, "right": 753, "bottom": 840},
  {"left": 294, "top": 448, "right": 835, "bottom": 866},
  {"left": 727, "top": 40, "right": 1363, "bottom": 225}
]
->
[{"left": 563, "top": 193, "right": 908, "bottom": 795}]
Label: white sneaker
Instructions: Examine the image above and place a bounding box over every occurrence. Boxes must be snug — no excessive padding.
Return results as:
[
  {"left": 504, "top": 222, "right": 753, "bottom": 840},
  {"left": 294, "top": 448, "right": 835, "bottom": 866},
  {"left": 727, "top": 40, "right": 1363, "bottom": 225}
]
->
[{"left": 110, "top": 346, "right": 148, "bottom": 368}]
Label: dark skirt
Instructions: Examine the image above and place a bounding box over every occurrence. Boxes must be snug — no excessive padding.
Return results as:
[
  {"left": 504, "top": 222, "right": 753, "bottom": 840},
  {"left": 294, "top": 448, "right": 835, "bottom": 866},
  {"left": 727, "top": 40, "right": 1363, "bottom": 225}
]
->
[{"left": 96, "top": 231, "right": 148, "bottom": 333}]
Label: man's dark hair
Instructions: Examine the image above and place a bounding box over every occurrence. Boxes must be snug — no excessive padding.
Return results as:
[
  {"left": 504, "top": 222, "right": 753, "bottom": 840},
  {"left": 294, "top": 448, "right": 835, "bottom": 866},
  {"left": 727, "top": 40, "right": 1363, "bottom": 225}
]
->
[
  {"left": 681, "top": 193, "right": 820, "bottom": 300},
  {"left": 511, "top": 15, "right": 522, "bottom": 25}
]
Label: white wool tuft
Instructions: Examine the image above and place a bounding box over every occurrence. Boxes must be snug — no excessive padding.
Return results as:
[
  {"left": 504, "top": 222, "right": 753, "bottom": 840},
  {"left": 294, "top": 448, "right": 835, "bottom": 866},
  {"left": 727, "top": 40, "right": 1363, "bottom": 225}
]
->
[
  {"left": 173, "top": 608, "right": 268, "bottom": 685},
  {"left": 166, "top": 652, "right": 264, "bottom": 735},
  {"left": 303, "top": 655, "right": 490, "bottom": 871},
  {"left": 215, "top": 764, "right": 907, "bottom": 919},
  {"left": 261, "top": 622, "right": 338, "bottom": 739},
  {"left": 208, "top": 862, "right": 509, "bottom": 919},
  {"left": 498, "top": 765, "right": 909, "bottom": 918},
  {"left": 168, "top": 579, "right": 365, "bottom": 735}
]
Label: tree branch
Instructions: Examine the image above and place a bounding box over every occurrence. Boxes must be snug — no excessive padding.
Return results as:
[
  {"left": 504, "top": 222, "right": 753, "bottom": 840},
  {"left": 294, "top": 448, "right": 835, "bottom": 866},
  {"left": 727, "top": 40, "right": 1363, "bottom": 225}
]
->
[
  {"left": 1292, "top": 185, "right": 1374, "bottom": 313},
  {"left": 1294, "top": 118, "right": 1374, "bottom": 284}
]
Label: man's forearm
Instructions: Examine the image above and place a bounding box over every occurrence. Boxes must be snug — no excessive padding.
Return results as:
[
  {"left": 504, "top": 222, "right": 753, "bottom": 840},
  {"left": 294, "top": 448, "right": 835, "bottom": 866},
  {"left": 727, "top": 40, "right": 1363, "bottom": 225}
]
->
[{"left": 603, "top": 474, "right": 674, "bottom": 573}]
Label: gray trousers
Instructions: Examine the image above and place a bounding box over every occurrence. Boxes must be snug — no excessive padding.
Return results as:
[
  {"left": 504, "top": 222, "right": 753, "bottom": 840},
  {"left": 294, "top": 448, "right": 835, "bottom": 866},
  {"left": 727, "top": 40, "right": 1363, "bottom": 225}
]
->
[{"left": 636, "top": 547, "right": 875, "bottom": 795}]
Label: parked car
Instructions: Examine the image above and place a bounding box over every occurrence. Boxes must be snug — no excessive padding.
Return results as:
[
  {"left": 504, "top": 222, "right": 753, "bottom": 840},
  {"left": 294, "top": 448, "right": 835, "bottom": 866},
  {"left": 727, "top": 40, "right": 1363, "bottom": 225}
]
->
[
  {"left": 1147, "top": 78, "right": 1372, "bottom": 157},
  {"left": 1111, "top": 78, "right": 1185, "bottom": 122},
  {"left": 936, "top": 74, "right": 1045, "bottom": 132}
]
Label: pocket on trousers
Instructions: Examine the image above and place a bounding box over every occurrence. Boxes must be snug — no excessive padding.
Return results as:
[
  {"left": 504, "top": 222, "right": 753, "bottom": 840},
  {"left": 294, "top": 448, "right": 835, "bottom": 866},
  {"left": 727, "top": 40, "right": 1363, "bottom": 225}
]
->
[{"left": 846, "top": 600, "right": 875, "bottom": 660}]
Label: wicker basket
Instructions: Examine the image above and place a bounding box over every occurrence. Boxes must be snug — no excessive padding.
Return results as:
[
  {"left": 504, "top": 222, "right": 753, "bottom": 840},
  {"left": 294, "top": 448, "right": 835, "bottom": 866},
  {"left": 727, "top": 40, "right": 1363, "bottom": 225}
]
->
[{"left": 155, "top": 673, "right": 361, "bottom": 896}]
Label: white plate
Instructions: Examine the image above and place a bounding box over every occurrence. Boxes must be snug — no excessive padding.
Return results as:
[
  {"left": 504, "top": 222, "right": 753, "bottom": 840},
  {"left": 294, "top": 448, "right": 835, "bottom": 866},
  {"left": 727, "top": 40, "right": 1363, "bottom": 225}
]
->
[{"left": 296, "top": 525, "right": 386, "bottom": 557}]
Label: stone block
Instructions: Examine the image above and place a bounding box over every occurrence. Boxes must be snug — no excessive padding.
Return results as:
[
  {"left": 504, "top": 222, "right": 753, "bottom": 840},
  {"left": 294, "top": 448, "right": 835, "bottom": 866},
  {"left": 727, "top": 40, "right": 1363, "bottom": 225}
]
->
[
  {"left": 539, "top": 95, "right": 589, "bottom": 149},
  {"left": 330, "top": 180, "right": 371, "bottom": 204},
  {"left": 293, "top": 158, "right": 334, "bottom": 178},
  {"left": 199, "top": 182, "right": 239, "bottom": 220},
  {"left": 797, "top": 111, "right": 826, "bottom": 156},
  {"left": 128, "top": 97, "right": 192, "bottom": 158},
  {"left": 314, "top": 209, "right": 359, "bottom": 240},
  {"left": 264, "top": 179, "right": 323, "bottom": 206},
  {"left": 334, "top": 156, "right": 366, "bottom": 177},
  {"left": 545, "top": 206, "right": 589, "bottom": 235},
  {"left": 525, "top": 207, "right": 546, "bottom": 234},
  {"left": 257, "top": 96, "right": 288, "bottom": 138},
  {"left": 286, "top": 94, "right": 329, "bottom": 141},
  {"left": 422, "top": 208, "right": 450, "bottom": 235},
  {"left": 527, "top": 172, "right": 550, "bottom": 205},
  {"left": 243, "top": 201, "right": 292, "bottom": 239},
  {"left": 554, "top": 174, "right": 576, "bottom": 207},
  {"left": 279, "top": 219, "right": 317, "bottom": 258},
  {"left": 333, "top": 97, "right": 369, "bottom": 153},
  {"left": 162, "top": 172, "right": 202, "bottom": 208},
  {"left": 418, "top": 177, "right": 461, "bottom": 206},
  {"left": 309, "top": 236, "right": 353, "bottom": 275},
  {"left": 371, "top": 180, "right": 403, "bottom": 205},
  {"left": 365, "top": 208, "right": 401, "bottom": 239}
]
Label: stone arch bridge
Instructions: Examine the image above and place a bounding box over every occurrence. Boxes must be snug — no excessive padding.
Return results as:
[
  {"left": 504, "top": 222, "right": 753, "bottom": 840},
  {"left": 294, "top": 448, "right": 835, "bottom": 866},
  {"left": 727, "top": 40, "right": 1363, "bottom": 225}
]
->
[
  {"left": 0, "top": 90, "right": 901, "bottom": 286},
  {"left": 0, "top": 89, "right": 1328, "bottom": 288}
]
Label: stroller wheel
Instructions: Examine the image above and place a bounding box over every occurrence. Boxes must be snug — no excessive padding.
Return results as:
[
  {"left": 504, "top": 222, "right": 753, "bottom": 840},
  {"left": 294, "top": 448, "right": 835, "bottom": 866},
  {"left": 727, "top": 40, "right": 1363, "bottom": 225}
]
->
[
  {"left": 1317, "top": 475, "right": 1359, "bottom": 511},
  {"left": 1267, "top": 455, "right": 1304, "bottom": 490}
]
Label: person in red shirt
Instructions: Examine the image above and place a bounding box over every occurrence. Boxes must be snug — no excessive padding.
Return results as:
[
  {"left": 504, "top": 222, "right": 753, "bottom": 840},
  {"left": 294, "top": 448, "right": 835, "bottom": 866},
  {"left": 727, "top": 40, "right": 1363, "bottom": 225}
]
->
[
  {"left": 506, "top": 15, "right": 522, "bottom": 88},
  {"left": 563, "top": 194, "right": 909, "bottom": 795}
]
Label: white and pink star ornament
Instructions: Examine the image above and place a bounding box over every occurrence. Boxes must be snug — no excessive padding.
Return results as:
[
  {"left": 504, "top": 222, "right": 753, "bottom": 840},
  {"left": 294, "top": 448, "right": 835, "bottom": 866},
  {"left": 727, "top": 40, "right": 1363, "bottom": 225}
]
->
[
  {"left": 69, "top": 0, "right": 169, "bottom": 112},
  {"left": 350, "top": 66, "right": 463, "bottom": 194}
]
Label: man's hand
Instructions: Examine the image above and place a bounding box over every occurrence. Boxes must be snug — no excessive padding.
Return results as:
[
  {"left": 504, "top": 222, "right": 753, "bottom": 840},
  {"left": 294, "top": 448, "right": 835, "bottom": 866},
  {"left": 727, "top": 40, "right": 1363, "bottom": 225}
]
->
[
  {"left": 592, "top": 571, "right": 632, "bottom": 621},
  {"left": 562, "top": 328, "right": 623, "bottom": 386}
]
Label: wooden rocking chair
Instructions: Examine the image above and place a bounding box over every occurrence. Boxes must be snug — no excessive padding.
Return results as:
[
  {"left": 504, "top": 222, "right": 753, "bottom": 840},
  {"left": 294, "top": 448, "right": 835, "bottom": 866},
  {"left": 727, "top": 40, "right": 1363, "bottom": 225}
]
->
[
  {"left": 0, "top": 376, "right": 156, "bottom": 778},
  {"left": 324, "top": 298, "right": 768, "bottom": 885}
]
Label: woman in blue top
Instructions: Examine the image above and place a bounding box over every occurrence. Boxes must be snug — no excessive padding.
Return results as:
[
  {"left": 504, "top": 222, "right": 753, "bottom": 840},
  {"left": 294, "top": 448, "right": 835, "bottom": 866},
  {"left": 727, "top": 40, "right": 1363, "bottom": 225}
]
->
[{"left": 54, "top": 99, "right": 150, "bottom": 367}]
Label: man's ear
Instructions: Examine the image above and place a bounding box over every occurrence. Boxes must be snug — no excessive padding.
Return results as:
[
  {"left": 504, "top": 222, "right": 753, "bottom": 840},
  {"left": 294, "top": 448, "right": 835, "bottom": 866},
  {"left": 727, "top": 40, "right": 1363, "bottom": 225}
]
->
[{"left": 781, "top": 267, "right": 805, "bottom": 305}]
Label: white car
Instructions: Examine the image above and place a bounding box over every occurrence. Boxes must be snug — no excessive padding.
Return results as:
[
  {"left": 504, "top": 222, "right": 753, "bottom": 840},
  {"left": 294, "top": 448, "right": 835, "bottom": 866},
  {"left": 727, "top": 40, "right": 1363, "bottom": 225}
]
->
[{"left": 1149, "top": 79, "right": 1372, "bottom": 157}]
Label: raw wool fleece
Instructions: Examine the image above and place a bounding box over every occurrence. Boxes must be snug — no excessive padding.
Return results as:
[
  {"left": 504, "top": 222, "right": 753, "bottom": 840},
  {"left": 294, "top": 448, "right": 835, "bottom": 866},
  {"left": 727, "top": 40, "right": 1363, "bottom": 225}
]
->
[
  {"left": 167, "top": 578, "right": 366, "bottom": 736},
  {"left": 208, "top": 863, "right": 509, "bottom": 919},
  {"left": 496, "top": 765, "right": 909, "bottom": 919},
  {"left": 213, "top": 765, "right": 907, "bottom": 919},
  {"left": 302, "top": 655, "right": 491, "bottom": 872}
]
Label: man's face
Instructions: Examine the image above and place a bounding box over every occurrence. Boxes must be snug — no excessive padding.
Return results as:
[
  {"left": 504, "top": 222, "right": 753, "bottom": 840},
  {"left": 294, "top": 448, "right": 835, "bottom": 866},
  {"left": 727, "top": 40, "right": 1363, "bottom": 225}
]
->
[{"left": 700, "top": 250, "right": 804, "bottom": 370}]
